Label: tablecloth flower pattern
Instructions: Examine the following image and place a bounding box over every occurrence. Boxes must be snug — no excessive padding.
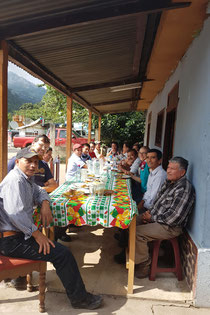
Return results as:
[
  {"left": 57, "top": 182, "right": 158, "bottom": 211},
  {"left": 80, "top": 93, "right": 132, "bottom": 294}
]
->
[{"left": 33, "top": 173, "right": 138, "bottom": 229}]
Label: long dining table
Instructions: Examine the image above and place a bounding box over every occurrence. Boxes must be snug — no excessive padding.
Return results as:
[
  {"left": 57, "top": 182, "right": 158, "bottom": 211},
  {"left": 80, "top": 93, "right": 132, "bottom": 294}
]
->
[{"left": 33, "top": 171, "right": 138, "bottom": 294}]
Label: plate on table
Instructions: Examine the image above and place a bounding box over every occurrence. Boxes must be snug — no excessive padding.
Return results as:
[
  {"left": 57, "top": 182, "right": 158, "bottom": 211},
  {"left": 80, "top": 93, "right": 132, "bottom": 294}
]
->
[
  {"left": 62, "top": 189, "right": 88, "bottom": 199},
  {"left": 73, "top": 183, "right": 89, "bottom": 189}
]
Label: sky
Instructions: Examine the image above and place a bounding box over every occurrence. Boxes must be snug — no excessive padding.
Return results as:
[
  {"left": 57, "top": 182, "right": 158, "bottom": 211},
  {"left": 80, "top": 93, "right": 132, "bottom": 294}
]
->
[{"left": 8, "top": 61, "right": 43, "bottom": 85}]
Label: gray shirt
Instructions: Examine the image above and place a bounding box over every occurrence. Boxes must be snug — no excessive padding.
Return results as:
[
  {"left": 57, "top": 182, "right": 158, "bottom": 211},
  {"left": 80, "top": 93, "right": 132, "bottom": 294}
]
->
[
  {"left": 0, "top": 166, "right": 50, "bottom": 239},
  {"left": 130, "top": 157, "right": 141, "bottom": 175}
]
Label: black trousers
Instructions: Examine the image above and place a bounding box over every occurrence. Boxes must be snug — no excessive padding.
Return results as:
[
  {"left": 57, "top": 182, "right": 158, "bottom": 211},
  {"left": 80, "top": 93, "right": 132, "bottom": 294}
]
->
[
  {"left": 131, "top": 179, "right": 143, "bottom": 205},
  {"left": 0, "top": 233, "right": 87, "bottom": 304}
]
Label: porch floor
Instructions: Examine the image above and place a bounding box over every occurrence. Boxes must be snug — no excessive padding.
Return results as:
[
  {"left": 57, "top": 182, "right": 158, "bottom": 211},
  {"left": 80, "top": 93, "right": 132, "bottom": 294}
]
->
[{"left": 44, "top": 225, "right": 192, "bottom": 304}]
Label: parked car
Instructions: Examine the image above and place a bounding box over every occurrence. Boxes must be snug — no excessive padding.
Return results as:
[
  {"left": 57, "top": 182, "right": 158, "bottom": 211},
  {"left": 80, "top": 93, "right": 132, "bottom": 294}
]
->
[{"left": 13, "top": 128, "right": 90, "bottom": 148}]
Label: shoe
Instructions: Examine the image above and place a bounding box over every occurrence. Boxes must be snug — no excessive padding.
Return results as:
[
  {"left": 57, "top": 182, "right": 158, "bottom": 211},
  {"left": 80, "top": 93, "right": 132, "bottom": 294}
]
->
[
  {"left": 10, "top": 276, "right": 27, "bottom": 290},
  {"left": 58, "top": 234, "right": 72, "bottom": 242},
  {"left": 71, "top": 293, "right": 103, "bottom": 310},
  {"left": 135, "top": 260, "right": 151, "bottom": 279},
  {"left": 114, "top": 249, "right": 126, "bottom": 264}
]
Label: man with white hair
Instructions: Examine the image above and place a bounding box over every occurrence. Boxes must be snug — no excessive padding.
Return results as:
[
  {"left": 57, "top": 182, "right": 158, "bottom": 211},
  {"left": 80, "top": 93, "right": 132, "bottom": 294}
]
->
[{"left": 135, "top": 156, "right": 195, "bottom": 278}]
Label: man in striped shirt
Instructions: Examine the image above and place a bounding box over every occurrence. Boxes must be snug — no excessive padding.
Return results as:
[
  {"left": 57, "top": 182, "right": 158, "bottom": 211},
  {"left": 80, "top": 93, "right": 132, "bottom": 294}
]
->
[{"left": 135, "top": 156, "right": 195, "bottom": 279}]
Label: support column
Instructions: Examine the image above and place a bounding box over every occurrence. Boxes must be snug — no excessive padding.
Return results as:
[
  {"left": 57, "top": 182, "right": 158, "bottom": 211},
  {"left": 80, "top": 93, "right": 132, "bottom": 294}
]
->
[
  {"left": 98, "top": 116, "right": 101, "bottom": 141},
  {"left": 66, "top": 95, "right": 73, "bottom": 167},
  {"left": 0, "top": 41, "right": 8, "bottom": 181},
  {"left": 88, "top": 110, "right": 92, "bottom": 143}
]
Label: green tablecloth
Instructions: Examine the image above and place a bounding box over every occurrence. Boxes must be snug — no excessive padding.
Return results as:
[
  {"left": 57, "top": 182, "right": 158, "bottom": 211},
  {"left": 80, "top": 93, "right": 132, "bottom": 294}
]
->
[{"left": 33, "top": 173, "right": 138, "bottom": 229}]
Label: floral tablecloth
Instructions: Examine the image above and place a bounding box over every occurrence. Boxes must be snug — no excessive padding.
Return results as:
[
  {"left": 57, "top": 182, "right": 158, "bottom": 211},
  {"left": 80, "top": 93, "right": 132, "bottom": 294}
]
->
[{"left": 33, "top": 173, "right": 138, "bottom": 229}]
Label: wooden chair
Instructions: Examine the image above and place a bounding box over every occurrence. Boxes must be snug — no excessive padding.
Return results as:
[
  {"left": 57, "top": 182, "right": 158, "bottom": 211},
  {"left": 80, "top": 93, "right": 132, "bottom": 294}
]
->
[
  {"left": 53, "top": 156, "right": 60, "bottom": 185},
  {"left": 149, "top": 237, "right": 183, "bottom": 281},
  {"left": 0, "top": 255, "right": 47, "bottom": 312}
]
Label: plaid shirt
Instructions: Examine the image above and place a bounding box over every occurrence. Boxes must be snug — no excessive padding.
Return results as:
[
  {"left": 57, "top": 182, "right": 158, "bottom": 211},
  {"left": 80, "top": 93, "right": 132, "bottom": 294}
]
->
[{"left": 150, "top": 176, "right": 195, "bottom": 227}]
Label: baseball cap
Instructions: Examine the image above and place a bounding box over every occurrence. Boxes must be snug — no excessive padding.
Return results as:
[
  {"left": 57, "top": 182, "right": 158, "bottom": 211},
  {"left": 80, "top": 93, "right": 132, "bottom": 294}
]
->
[
  {"left": 95, "top": 141, "right": 101, "bottom": 144},
  {"left": 73, "top": 143, "right": 82, "bottom": 151},
  {"left": 16, "top": 147, "right": 41, "bottom": 159}
]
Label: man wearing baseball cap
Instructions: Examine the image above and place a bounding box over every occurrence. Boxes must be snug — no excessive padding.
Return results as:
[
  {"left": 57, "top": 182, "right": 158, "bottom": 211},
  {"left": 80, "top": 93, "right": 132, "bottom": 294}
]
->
[
  {"left": 0, "top": 147, "right": 103, "bottom": 310},
  {"left": 66, "top": 143, "right": 87, "bottom": 181}
]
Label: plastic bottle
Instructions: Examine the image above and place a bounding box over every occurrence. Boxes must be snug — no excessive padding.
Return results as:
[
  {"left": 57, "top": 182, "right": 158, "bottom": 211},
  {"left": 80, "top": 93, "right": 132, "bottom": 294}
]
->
[
  {"left": 93, "top": 159, "right": 100, "bottom": 177},
  {"left": 75, "top": 168, "right": 81, "bottom": 182}
]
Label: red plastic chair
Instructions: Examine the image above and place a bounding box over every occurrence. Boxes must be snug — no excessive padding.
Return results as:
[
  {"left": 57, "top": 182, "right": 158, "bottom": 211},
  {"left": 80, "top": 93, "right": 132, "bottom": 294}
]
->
[
  {"left": 149, "top": 237, "right": 183, "bottom": 281},
  {"left": 0, "top": 255, "right": 46, "bottom": 312}
]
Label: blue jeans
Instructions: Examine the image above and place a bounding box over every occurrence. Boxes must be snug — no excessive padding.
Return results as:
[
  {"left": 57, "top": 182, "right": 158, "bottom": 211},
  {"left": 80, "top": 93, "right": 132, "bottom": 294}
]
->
[{"left": 0, "top": 233, "right": 87, "bottom": 304}]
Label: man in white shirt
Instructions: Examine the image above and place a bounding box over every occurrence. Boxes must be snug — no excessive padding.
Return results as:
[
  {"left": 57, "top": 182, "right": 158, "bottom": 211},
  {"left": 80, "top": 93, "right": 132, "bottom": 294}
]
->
[
  {"left": 138, "top": 149, "right": 166, "bottom": 213},
  {"left": 94, "top": 141, "right": 103, "bottom": 159},
  {"left": 66, "top": 144, "right": 87, "bottom": 180}
]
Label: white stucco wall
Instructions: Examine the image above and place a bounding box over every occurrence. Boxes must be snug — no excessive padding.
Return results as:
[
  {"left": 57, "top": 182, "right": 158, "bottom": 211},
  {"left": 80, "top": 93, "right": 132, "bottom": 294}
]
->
[
  {"left": 145, "top": 17, "right": 210, "bottom": 307},
  {"left": 145, "top": 16, "right": 210, "bottom": 248}
]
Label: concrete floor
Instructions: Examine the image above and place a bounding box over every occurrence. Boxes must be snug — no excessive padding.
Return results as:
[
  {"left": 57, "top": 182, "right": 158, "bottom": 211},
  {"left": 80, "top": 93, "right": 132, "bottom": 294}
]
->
[
  {"left": 0, "top": 225, "right": 209, "bottom": 314},
  {"left": 45, "top": 226, "right": 193, "bottom": 304}
]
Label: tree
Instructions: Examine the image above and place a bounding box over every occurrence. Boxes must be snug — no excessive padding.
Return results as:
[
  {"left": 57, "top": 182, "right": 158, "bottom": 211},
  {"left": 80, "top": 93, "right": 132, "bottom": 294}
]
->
[
  {"left": 11, "top": 85, "right": 146, "bottom": 145},
  {"left": 101, "top": 111, "right": 146, "bottom": 147},
  {"left": 12, "top": 85, "right": 89, "bottom": 125}
]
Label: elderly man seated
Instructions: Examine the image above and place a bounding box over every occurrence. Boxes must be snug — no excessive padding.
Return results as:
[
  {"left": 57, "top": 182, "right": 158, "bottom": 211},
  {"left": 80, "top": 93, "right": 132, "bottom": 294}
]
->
[
  {"left": 134, "top": 156, "right": 195, "bottom": 278},
  {"left": 115, "top": 156, "right": 195, "bottom": 279}
]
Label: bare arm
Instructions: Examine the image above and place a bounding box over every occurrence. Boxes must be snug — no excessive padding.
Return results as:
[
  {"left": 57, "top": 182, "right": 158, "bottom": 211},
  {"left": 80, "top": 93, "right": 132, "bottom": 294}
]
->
[{"left": 130, "top": 173, "right": 141, "bottom": 183}]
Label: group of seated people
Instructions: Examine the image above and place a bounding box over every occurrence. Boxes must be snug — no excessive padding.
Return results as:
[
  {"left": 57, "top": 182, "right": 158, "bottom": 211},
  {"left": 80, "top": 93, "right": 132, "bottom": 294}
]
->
[
  {"left": 66, "top": 139, "right": 195, "bottom": 281},
  {"left": 0, "top": 135, "right": 195, "bottom": 310}
]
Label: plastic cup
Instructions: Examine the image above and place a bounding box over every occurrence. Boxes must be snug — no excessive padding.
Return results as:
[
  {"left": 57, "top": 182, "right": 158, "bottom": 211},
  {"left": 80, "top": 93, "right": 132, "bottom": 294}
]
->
[
  {"left": 81, "top": 169, "right": 88, "bottom": 182},
  {"left": 97, "top": 182, "right": 105, "bottom": 196}
]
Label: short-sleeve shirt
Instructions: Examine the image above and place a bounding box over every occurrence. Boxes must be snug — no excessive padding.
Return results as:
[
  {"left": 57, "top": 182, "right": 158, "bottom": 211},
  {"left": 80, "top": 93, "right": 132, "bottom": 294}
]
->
[
  {"left": 7, "top": 156, "right": 53, "bottom": 187},
  {"left": 66, "top": 153, "right": 85, "bottom": 180},
  {"left": 130, "top": 157, "right": 141, "bottom": 175},
  {"left": 34, "top": 160, "right": 53, "bottom": 187}
]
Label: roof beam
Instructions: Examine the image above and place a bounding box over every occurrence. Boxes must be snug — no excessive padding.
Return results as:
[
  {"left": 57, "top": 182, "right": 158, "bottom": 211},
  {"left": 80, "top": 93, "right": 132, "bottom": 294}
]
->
[
  {"left": 93, "top": 98, "right": 141, "bottom": 107},
  {"left": 102, "top": 108, "right": 135, "bottom": 115},
  {"left": 7, "top": 41, "right": 100, "bottom": 116},
  {"left": 0, "top": 1, "right": 191, "bottom": 40},
  {"left": 71, "top": 78, "right": 153, "bottom": 93}
]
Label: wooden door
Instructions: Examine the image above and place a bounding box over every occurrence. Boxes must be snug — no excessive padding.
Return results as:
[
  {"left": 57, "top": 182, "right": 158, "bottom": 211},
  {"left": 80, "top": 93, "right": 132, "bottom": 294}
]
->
[{"left": 162, "top": 83, "right": 179, "bottom": 170}]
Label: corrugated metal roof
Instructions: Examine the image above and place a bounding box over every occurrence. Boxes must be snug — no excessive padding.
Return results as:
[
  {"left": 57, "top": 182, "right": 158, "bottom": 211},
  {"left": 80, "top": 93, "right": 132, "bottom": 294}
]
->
[
  {"left": 14, "top": 16, "right": 138, "bottom": 87},
  {"left": 0, "top": 0, "right": 167, "bottom": 114},
  {"left": 0, "top": 0, "right": 124, "bottom": 24}
]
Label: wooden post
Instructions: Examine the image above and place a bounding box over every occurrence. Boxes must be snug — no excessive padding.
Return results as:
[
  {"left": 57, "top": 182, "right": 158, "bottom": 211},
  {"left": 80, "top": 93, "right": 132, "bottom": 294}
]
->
[
  {"left": 88, "top": 110, "right": 92, "bottom": 143},
  {"left": 127, "top": 215, "right": 136, "bottom": 294},
  {"left": 0, "top": 41, "right": 8, "bottom": 182},
  {"left": 98, "top": 116, "right": 101, "bottom": 141},
  {"left": 66, "top": 95, "right": 73, "bottom": 167}
]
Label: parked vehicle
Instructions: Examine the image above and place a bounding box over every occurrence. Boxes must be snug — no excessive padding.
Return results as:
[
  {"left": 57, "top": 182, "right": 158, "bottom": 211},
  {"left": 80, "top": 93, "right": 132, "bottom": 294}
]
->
[
  {"left": 51, "top": 128, "right": 90, "bottom": 147},
  {"left": 13, "top": 128, "right": 90, "bottom": 148}
]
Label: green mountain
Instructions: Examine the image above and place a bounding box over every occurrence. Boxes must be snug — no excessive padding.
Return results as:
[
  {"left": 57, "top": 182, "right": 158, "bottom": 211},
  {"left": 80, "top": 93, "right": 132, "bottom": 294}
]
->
[{"left": 8, "top": 71, "right": 46, "bottom": 112}]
